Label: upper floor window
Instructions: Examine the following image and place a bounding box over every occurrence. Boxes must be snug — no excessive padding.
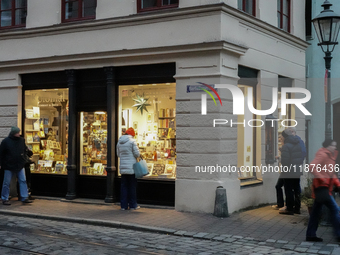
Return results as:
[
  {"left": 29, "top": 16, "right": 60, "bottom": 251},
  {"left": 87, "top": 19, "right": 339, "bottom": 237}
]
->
[
  {"left": 277, "top": 0, "right": 290, "bottom": 32},
  {"left": 137, "top": 0, "right": 179, "bottom": 13},
  {"left": 237, "top": 0, "right": 256, "bottom": 16},
  {"left": 0, "top": 0, "right": 27, "bottom": 29},
  {"left": 62, "top": 0, "right": 96, "bottom": 23}
]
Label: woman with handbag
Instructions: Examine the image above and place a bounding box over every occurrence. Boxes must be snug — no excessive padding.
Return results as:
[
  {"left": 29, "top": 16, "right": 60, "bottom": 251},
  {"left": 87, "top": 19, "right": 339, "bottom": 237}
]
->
[
  {"left": 306, "top": 139, "right": 340, "bottom": 242},
  {"left": 116, "top": 127, "right": 140, "bottom": 210}
]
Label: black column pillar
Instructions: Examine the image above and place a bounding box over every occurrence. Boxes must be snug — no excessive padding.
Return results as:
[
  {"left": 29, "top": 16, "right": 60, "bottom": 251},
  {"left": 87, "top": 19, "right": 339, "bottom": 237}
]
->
[
  {"left": 66, "top": 69, "right": 77, "bottom": 200},
  {"left": 104, "top": 67, "right": 117, "bottom": 203}
]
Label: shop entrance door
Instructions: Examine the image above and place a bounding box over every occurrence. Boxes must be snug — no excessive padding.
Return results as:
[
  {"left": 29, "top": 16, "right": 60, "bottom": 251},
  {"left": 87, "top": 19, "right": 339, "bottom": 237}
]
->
[{"left": 78, "top": 111, "right": 108, "bottom": 198}]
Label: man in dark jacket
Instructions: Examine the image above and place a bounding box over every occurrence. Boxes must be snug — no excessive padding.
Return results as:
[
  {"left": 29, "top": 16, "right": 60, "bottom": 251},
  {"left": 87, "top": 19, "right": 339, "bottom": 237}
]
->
[
  {"left": 279, "top": 127, "right": 304, "bottom": 215},
  {"left": 0, "top": 127, "right": 33, "bottom": 205}
]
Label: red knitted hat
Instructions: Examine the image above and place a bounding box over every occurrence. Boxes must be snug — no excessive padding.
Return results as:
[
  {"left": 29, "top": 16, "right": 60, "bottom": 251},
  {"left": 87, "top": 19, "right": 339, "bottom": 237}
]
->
[{"left": 126, "top": 127, "right": 135, "bottom": 137}]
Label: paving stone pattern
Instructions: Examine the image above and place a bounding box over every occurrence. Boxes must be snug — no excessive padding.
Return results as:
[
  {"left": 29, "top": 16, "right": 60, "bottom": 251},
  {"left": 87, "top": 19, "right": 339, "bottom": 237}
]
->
[
  {"left": 0, "top": 198, "right": 338, "bottom": 254},
  {"left": 0, "top": 214, "right": 330, "bottom": 255}
]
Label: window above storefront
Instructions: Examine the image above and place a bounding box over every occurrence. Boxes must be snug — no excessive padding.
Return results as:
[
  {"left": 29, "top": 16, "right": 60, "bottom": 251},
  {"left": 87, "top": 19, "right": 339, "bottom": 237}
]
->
[
  {"left": 0, "top": 0, "right": 27, "bottom": 29},
  {"left": 62, "top": 0, "right": 96, "bottom": 23},
  {"left": 277, "top": 0, "right": 290, "bottom": 32},
  {"left": 137, "top": 0, "right": 179, "bottom": 13},
  {"left": 237, "top": 0, "right": 256, "bottom": 16}
]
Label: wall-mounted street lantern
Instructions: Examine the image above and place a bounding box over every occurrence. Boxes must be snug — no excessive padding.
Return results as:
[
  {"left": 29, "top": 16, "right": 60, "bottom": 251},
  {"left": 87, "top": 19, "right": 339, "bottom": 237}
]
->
[{"left": 312, "top": 0, "right": 340, "bottom": 139}]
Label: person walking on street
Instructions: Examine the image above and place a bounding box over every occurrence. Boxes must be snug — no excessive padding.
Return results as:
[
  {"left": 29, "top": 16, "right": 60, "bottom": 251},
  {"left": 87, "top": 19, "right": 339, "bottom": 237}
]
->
[
  {"left": 279, "top": 127, "right": 304, "bottom": 215},
  {"left": 306, "top": 139, "right": 340, "bottom": 242},
  {"left": 0, "top": 127, "right": 33, "bottom": 205},
  {"left": 116, "top": 127, "right": 140, "bottom": 210}
]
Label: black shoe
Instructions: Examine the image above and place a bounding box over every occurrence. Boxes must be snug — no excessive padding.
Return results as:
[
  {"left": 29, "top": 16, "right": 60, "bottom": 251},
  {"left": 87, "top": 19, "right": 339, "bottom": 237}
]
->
[
  {"left": 2, "top": 200, "right": 11, "bottom": 205},
  {"left": 22, "top": 198, "right": 33, "bottom": 204},
  {"left": 279, "top": 209, "right": 294, "bottom": 215},
  {"left": 294, "top": 210, "right": 301, "bottom": 214},
  {"left": 28, "top": 196, "right": 35, "bottom": 200},
  {"left": 306, "top": 236, "right": 323, "bottom": 242}
]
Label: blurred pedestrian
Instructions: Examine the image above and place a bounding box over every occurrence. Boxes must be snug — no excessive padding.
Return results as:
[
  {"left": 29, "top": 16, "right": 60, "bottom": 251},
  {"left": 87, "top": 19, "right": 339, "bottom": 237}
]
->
[
  {"left": 279, "top": 127, "right": 305, "bottom": 215},
  {"left": 0, "top": 127, "right": 33, "bottom": 205},
  {"left": 306, "top": 139, "right": 340, "bottom": 242},
  {"left": 116, "top": 127, "right": 140, "bottom": 210}
]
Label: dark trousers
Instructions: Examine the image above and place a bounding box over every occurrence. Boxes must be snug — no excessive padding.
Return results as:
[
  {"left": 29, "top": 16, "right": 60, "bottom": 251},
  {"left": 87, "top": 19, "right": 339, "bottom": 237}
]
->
[
  {"left": 275, "top": 177, "right": 284, "bottom": 208},
  {"left": 120, "top": 174, "right": 137, "bottom": 209},
  {"left": 283, "top": 178, "right": 301, "bottom": 212},
  {"left": 307, "top": 195, "right": 340, "bottom": 237}
]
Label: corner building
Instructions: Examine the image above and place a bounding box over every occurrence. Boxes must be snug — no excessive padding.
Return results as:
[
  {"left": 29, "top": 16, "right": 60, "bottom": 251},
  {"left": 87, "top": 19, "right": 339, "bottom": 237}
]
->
[{"left": 0, "top": 0, "right": 308, "bottom": 213}]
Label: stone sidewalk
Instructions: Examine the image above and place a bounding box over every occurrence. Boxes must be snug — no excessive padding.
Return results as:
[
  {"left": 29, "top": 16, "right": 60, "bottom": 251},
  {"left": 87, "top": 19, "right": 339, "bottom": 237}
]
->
[{"left": 0, "top": 197, "right": 339, "bottom": 254}]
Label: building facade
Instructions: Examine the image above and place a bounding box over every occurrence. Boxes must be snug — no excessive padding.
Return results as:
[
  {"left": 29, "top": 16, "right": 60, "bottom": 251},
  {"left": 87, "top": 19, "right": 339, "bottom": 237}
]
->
[
  {"left": 0, "top": 0, "right": 308, "bottom": 213},
  {"left": 305, "top": 0, "right": 340, "bottom": 165}
]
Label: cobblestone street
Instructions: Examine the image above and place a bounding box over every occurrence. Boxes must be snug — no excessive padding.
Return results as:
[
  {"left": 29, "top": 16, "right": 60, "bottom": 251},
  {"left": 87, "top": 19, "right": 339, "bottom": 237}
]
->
[{"left": 0, "top": 214, "right": 337, "bottom": 255}]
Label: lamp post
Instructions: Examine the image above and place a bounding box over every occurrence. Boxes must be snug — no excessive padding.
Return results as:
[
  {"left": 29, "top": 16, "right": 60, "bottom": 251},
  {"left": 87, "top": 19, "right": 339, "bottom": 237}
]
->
[
  {"left": 312, "top": 0, "right": 340, "bottom": 140},
  {"left": 312, "top": 0, "right": 340, "bottom": 226}
]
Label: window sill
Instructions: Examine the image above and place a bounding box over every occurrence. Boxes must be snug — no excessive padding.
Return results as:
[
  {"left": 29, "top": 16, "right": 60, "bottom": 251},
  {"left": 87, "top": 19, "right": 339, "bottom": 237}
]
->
[
  {"left": 240, "top": 178, "right": 263, "bottom": 188},
  {"left": 137, "top": 5, "right": 179, "bottom": 13}
]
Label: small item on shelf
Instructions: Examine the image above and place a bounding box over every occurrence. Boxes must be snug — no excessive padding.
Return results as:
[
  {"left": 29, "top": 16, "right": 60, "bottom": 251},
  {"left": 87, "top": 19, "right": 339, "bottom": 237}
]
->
[
  {"left": 26, "top": 133, "right": 33, "bottom": 143},
  {"left": 55, "top": 161, "right": 64, "bottom": 173},
  {"left": 26, "top": 109, "right": 33, "bottom": 118},
  {"left": 146, "top": 163, "right": 154, "bottom": 176},
  {"left": 33, "top": 133, "right": 40, "bottom": 142},
  {"left": 152, "top": 164, "right": 165, "bottom": 176},
  {"left": 32, "top": 144, "right": 40, "bottom": 154},
  {"left": 153, "top": 150, "right": 157, "bottom": 161},
  {"left": 33, "top": 120, "right": 40, "bottom": 131},
  {"left": 32, "top": 107, "right": 40, "bottom": 118}
]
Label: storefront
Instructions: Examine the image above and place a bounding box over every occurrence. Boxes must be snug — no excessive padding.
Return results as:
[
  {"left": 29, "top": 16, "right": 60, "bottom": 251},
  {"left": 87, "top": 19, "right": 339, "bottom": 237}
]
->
[{"left": 22, "top": 63, "right": 177, "bottom": 206}]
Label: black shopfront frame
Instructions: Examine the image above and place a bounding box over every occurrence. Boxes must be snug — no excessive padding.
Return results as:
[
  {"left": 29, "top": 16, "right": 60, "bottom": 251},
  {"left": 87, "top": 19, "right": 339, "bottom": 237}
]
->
[{"left": 22, "top": 63, "right": 176, "bottom": 206}]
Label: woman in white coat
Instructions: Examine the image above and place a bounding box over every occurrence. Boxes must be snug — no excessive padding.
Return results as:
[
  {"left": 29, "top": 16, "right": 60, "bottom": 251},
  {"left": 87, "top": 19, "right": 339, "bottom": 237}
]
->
[{"left": 116, "top": 127, "right": 140, "bottom": 210}]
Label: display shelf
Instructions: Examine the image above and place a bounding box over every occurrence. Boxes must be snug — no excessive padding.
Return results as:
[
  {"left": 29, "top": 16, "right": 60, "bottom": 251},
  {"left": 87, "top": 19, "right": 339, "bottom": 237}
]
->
[
  {"left": 26, "top": 129, "right": 40, "bottom": 132},
  {"left": 158, "top": 117, "right": 175, "bottom": 119}
]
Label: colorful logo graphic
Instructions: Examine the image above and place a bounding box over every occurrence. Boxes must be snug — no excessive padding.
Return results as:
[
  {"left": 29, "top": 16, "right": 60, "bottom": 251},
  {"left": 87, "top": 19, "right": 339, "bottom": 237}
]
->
[{"left": 197, "top": 82, "right": 222, "bottom": 107}]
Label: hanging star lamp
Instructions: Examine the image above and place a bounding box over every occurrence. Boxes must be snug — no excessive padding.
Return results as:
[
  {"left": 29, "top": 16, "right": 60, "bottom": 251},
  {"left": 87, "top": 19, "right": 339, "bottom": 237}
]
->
[{"left": 132, "top": 93, "right": 151, "bottom": 115}]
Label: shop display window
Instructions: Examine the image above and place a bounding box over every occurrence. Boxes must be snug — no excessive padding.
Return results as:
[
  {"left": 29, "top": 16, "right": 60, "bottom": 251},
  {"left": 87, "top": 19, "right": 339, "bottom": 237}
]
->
[
  {"left": 118, "top": 83, "right": 176, "bottom": 179},
  {"left": 80, "top": 112, "right": 107, "bottom": 176},
  {"left": 24, "top": 89, "right": 69, "bottom": 175}
]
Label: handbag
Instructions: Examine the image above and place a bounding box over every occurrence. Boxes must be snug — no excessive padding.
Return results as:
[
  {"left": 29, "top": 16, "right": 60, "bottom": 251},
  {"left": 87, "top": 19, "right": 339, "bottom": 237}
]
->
[{"left": 133, "top": 156, "right": 149, "bottom": 178}]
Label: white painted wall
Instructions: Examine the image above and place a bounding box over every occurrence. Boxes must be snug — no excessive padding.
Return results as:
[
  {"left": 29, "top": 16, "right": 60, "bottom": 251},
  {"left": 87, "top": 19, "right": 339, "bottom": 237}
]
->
[{"left": 0, "top": 2, "right": 307, "bottom": 213}]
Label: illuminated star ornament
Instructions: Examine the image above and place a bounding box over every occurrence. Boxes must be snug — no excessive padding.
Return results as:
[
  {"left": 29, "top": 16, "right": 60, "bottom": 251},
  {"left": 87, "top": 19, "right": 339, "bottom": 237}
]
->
[{"left": 132, "top": 93, "right": 151, "bottom": 115}]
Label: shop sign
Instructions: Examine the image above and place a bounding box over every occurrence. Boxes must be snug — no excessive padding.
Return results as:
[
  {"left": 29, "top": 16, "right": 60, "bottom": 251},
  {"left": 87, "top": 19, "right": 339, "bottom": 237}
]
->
[{"left": 38, "top": 97, "right": 67, "bottom": 103}]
